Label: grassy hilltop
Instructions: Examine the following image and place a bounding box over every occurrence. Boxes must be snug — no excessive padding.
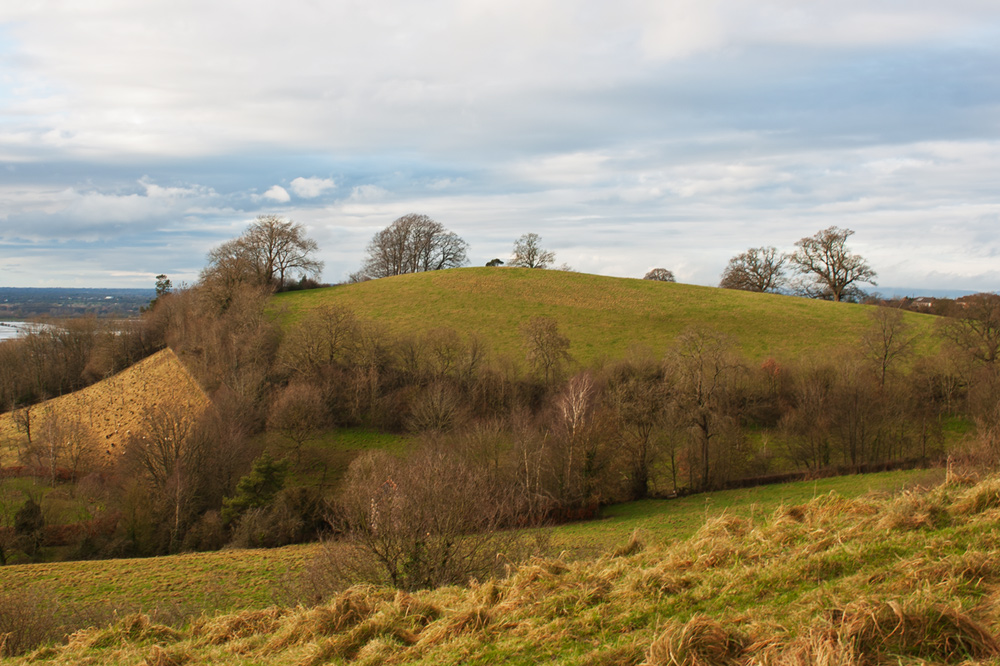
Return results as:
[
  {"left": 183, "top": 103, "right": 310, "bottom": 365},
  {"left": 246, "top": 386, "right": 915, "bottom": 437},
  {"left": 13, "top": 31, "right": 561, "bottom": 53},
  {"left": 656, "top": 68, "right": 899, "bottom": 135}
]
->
[{"left": 274, "top": 268, "right": 939, "bottom": 364}]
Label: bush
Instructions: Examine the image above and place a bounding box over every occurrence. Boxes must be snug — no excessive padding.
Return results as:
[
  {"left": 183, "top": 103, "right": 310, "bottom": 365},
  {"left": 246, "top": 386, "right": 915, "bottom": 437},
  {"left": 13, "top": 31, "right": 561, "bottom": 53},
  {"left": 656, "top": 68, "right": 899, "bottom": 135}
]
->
[{"left": 334, "top": 447, "right": 525, "bottom": 591}]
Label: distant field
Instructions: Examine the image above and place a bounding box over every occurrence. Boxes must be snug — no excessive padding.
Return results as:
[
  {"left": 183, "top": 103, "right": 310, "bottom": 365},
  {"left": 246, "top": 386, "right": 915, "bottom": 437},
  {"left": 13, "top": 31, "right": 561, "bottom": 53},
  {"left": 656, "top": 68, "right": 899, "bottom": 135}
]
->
[
  {"left": 274, "top": 268, "right": 941, "bottom": 365},
  {"left": 0, "top": 469, "right": 932, "bottom": 618},
  {"left": 551, "top": 468, "right": 945, "bottom": 558},
  {"left": 271, "top": 427, "right": 412, "bottom": 488},
  {"left": 0, "top": 348, "right": 209, "bottom": 467}
]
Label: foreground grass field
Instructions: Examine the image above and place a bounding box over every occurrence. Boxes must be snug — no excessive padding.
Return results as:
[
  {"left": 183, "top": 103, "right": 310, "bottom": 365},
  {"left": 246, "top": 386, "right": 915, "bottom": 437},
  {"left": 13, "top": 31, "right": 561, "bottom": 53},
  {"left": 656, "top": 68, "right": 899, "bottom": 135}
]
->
[
  {"left": 274, "top": 268, "right": 941, "bottom": 365},
  {"left": 9, "top": 466, "right": 1000, "bottom": 665},
  {"left": 1, "top": 470, "right": 933, "bottom": 642}
]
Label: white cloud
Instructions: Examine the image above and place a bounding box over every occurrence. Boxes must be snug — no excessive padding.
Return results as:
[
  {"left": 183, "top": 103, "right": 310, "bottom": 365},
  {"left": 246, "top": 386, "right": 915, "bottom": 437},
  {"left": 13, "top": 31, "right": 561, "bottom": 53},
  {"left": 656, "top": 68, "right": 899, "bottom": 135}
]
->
[
  {"left": 262, "top": 185, "right": 290, "bottom": 203},
  {"left": 349, "top": 185, "right": 389, "bottom": 202},
  {"left": 290, "top": 177, "right": 336, "bottom": 198}
]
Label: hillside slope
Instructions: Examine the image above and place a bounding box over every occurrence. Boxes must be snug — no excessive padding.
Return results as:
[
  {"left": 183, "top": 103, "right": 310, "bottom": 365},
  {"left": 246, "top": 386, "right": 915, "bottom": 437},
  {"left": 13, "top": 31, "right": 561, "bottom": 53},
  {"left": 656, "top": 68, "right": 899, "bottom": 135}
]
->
[
  {"left": 0, "top": 348, "right": 209, "bottom": 467},
  {"left": 274, "top": 268, "right": 939, "bottom": 364}
]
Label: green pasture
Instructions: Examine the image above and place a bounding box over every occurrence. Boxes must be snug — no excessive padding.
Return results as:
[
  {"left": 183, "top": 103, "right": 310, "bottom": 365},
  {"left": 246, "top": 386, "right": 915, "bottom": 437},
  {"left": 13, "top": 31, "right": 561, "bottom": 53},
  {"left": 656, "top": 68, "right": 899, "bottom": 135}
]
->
[
  {"left": 551, "top": 467, "right": 943, "bottom": 557},
  {"left": 267, "top": 427, "right": 411, "bottom": 488}
]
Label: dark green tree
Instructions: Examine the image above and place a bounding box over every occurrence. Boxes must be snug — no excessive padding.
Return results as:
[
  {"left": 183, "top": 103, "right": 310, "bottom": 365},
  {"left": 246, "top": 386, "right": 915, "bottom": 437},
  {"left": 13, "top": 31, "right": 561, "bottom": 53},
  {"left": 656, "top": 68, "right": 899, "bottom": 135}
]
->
[
  {"left": 14, "top": 497, "right": 45, "bottom": 559},
  {"left": 221, "top": 452, "right": 289, "bottom": 526}
]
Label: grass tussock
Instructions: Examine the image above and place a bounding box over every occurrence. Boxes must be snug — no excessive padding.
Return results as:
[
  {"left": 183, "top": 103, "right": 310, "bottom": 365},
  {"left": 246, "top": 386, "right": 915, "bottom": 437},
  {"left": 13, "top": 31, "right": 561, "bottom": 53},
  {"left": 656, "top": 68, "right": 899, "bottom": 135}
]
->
[
  {"left": 951, "top": 476, "right": 1000, "bottom": 514},
  {"left": 263, "top": 585, "right": 384, "bottom": 652},
  {"left": 138, "top": 644, "right": 191, "bottom": 666},
  {"left": 645, "top": 615, "right": 747, "bottom": 666},
  {"left": 69, "top": 613, "right": 180, "bottom": 650},
  {"left": 876, "top": 490, "right": 951, "bottom": 531},
  {"left": 304, "top": 613, "right": 418, "bottom": 665},
  {"left": 834, "top": 599, "right": 1000, "bottom": 663},
  {"left": 194, "top": 607, "right": 287, "bottom": 646},
  {"left": 612, "top": 529, "right": 646, "bottom": 558}
]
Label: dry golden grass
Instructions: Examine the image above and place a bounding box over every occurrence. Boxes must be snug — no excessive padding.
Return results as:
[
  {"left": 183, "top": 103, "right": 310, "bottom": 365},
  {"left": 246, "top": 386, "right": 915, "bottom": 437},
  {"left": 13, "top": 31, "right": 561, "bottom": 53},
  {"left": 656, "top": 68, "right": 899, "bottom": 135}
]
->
[{"left": 0, "top": 348, "right": 209, "bottom": 466}]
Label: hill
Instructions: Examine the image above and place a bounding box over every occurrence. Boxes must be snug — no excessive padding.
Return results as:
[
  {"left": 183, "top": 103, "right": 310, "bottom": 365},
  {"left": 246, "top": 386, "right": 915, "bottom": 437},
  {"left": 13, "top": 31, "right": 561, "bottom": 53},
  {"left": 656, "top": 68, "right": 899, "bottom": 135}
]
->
[
  {"left": 8, "top": 469, "right": 1000, "bottom": 665},
  {"left": 0, "top": 348, "right": 209, "bottom": 467},
  {"left": 274, "top": 268, "right": 940, "bottom": 364}
]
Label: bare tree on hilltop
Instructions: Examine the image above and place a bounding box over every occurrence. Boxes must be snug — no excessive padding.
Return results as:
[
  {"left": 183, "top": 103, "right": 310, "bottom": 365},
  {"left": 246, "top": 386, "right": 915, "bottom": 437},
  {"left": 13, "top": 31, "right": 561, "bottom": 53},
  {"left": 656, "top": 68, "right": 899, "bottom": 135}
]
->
[
  {"left": 643, "top": 268, "right": 676, "bottom": 282},
  {"left": 201, "top": 214, "right": 323, "bottom": 306},
  {"left": 353, "top": 214, "right": 468, "bottom": 281},
  {"left": 790, "top": 226, "right": 876, "bottom": 302},
  {"left": 509, "top": 233, "right": 555, "bottom": 269},
  {"left": 719, "top": 246, "right": 787, "bottom": 293}
]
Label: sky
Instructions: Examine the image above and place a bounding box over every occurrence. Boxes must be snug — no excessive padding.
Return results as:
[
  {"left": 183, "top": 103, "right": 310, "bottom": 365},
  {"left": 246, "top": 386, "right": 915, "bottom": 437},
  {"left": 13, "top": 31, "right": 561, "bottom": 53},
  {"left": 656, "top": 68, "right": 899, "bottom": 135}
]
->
[{"left": 1, "top": 1, "right": 999, "bottom": 293}]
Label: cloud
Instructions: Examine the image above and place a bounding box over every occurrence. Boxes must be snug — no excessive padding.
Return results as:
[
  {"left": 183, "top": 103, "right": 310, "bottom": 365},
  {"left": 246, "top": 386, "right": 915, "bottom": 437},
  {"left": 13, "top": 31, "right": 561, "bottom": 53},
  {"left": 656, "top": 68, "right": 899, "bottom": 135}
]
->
[
  {"left": 262, "top": 185, "right": 290, "bottom": 203},
  {"left": 349, "top": 185, "right": 389, "bottom": 202},
  {"left": 290, "top": 177, "right": 336, "bottom": 198}
]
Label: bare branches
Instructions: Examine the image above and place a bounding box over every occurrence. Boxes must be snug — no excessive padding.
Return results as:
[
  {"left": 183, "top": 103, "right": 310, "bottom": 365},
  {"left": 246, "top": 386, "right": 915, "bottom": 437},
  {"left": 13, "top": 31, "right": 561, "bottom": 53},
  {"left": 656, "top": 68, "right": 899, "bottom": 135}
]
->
[
  {"left": 356, "top": 214, "right": 468, "bottom": 280},
  {"left": 510, "top": 233, "right": 555, "bottom": 269},
  {"left": 521, "top": 316, "right": 572, "bottom": 384},
  {"left": 201, "top": 215, "right": 323, "bottom": 303},
  {"left": 943, "top": 293, "right": 1000, "bottom": 367},
  {"left": 790, "top": 226, "right": 877, "bottom": 302},
  {"left": 719, "top": 246, "right": 787, "bottom": 293},
  {"left": 643, "top": 268, "right": 676, "bottom": 282}
]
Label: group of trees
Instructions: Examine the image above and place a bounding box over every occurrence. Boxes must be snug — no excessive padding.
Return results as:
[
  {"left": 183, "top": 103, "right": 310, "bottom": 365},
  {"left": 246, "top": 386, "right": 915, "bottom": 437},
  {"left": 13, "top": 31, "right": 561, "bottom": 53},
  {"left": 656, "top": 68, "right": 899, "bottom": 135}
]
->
[
  {"left": 719, "top": 226, "right": 877, "bottom": 302},
  {"left": 200, "top": 214, "right": 324, "bottom": 309},
  {"left": 350, "top": 214, "right": 469, "bottom": 282},
  {"left": 348, "top": 215, "right": 564, "bottom": 280}
]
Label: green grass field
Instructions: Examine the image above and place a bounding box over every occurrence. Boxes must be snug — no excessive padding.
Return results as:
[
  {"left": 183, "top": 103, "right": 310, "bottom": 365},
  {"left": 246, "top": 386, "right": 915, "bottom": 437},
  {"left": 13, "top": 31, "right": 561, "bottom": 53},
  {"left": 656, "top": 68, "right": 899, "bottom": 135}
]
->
[
  {"left": 272, "top": 427, "right": 412, "bottom": 488},
  {"left": 273, "top": 268, "right": 941, "bottom": 366}
]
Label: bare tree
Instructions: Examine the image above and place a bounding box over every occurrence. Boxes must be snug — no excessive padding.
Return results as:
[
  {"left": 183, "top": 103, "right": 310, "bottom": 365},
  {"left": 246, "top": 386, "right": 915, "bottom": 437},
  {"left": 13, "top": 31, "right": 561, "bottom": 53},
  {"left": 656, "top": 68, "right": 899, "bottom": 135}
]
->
[
  {"left": 124, "top": 404, "right": 206, "bottom": 551},
  {"left": 336, "top": 447, "right": 519, "bottom": 590},
  {"left": 860, "top": 306, "right": 914, "bottom": 388},
  {"left": 719, "top": 246, "right": 787, "bottom": 293},
  {"left": 11, "top": 404, "right": 34, "bottom": 452},
  {"left": 605, "top": 361, "right": 670, "bottom": 500},
  {"left": 643, "top": 268, "right": 676, "bottom": 282},
  {"left": 201, "top": 215, "right": 323, "bottom": 301},
  {"left": 243, "top": 214, "right": 323, "bottom": 289},
  {"left": 790, "top": 227, "right": 877, "bottom": 302},
  {"left": 521, "top": 316, "right": 572, "bottom": 384},
  {"left": 779, "top": 363, "right": 836, "bottom": 471},
  {"left": 268, "top": 382, "right": 328, "bottom": 463},
  {"left": 549, "top": 371, "right": 606, "bottom": 505},
  {"left": 943, "top": 293, "right": 1000, "bottom": 367},
  {"left": 510, "top": 233, "right": 555, "bottom": 269},
  {"left": 356, "top": 214, "right": 468, "bottom": 280},
  {"left": 278, "top": 304, "right": 359, "bottom": 376},
  {"left": 35, "top": 407, "right": 96, "bottom": 485},
  {"left": 668, "top": 329, "right": 743, "bottom": 490}
]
